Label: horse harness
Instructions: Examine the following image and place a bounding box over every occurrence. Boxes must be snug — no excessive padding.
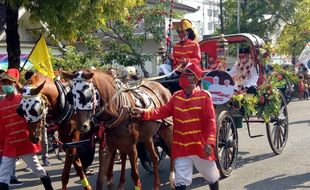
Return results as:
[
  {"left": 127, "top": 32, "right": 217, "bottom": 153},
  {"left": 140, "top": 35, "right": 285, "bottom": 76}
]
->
[
  {"left": 71, "top": 78, "right": 164, "bottom": 151},
  {"left": 20, "top": 80, "right": 75, "bottom": 139}
]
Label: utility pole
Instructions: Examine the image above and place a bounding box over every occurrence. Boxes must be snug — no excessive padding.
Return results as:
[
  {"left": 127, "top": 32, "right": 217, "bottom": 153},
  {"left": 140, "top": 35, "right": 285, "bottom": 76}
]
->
[
  {"left": 237, "top": 0, "right": 240, "bottom": 33},
  {"left": 202, "top": 0, "right": 205, "bottom": 35},
  {"left": 237, "top": 0, "right": 240, "bottom": 55},
  {"left": 219, "top": 0, "right": 224, "bottom": 34}
]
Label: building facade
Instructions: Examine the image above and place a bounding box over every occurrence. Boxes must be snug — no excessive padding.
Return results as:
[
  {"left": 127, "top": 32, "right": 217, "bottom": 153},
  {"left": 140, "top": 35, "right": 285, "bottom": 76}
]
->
[{"left": 179, "top": 0, "right": 220, "bottom": 36}]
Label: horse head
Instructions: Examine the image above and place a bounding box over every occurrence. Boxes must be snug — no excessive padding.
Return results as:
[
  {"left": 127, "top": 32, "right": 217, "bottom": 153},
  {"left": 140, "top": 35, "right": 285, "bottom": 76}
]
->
[
  {"left": 62, "top": 70, "right": 101, "bottom": 133},
  {"left": 19, "top": 80, "right": 48, "bottom": 144}
]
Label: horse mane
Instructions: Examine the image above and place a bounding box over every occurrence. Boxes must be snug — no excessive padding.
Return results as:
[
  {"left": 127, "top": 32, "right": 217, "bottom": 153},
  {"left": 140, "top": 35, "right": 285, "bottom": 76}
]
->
[
  {"left": 90, "top": 70, "right": 118, "bottom": 117},
  {"left": 30, "top": 72, "right": 54, "bottom": 86},
  {"left": 30, "top": 72, "right": 58, "bottom": 107}
]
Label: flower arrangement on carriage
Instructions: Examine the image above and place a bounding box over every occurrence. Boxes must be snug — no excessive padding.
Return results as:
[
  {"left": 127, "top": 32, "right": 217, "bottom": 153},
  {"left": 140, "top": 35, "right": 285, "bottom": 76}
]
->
[
  {"left": 199, "top": 33, "right": 289, "bottom": 178},
  {"left": 230, "top": 79, "right": 281, "bottom": 122}
]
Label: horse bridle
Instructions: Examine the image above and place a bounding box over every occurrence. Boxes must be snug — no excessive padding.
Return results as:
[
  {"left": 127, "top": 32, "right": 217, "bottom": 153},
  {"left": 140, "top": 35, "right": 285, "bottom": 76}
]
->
[
  {"left": 71, "top": 78, "right": 101, "bottom": 112},
  {"left": 21, "top": 93, "right": 49, "bottom": 124}
]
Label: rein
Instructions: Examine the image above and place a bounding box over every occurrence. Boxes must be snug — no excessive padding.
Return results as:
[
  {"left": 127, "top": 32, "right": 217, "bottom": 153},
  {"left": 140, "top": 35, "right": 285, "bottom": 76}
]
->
[{"left": 108, "top": 64, "right": 183, "bottom": 105}]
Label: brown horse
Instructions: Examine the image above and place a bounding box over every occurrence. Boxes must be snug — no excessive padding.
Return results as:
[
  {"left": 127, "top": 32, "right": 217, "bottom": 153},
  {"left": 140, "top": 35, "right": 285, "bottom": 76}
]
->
[
  {"left": 63, "top": 70, "right": 174, "bottom": 190},
  {"left": 19, "top": 73, "right": 94, "bottom": 190},
  {"left": 20, "top": 73, "right": 129, "bottom": 190}
]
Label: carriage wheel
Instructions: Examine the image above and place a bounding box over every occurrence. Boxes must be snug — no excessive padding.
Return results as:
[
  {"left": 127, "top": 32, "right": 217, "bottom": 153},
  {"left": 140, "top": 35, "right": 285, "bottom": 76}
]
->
[
  {"left": 266, "top": 91, "right": 289, "bottom": 154},
  {"left": 216, "top": 111, "right": 238, "bottom": 178},
  {"left": 140, "top": 142, "right": 167, "bottom": 173}
]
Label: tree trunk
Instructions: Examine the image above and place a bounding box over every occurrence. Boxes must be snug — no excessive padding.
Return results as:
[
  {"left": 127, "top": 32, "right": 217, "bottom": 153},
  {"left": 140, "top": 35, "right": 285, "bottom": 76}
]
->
[
  {"left": 6, "top": 5, "right": 20, "bottom": 69},
  {"left": 292, "top": 55, "right": 297, "bottom": 65}
]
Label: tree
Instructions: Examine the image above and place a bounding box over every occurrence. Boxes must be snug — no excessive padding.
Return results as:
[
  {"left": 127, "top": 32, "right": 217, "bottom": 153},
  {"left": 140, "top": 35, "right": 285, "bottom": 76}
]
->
[
  {"left": 276, "top": 0, "right": 310, "bottom": 65},
  {"left": 99, "top": 3, "right": 169, "bottom": 77},
  {"left": 1, "top": 0, "right": 143, "bottom": 69},
  {"left": 52, "top": 34, "right": 105, "bottom": 71},
  {"left": 219, "top": 0, "right": 299, "bottom": 41}
]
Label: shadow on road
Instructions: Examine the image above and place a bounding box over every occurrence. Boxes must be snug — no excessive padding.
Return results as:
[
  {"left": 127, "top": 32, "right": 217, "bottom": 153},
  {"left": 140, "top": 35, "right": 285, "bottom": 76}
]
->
[
  {"left": 245, "top": 172, "right": 310, "bottom": 190},
  {"left": 236, "top": 152, "right": 274, "bottom": 169},
  {"left": 289, "top": 119, "right": 310, "bottom": 126}
]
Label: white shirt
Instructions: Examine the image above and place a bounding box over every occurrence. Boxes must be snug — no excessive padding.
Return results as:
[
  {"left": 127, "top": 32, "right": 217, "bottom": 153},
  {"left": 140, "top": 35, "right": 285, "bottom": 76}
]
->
[{"left": 229, "top": 63, "right": 259, "bottom": 89}]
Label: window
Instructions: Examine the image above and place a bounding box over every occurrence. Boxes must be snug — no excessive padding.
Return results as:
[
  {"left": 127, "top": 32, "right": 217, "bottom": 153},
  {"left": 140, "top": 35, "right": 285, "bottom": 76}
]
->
[
  {"left": 213, "top": 10, "right": 219, "bottom": 17},
  {"left": 208, "top": 9, "right": 212, "bottom": 16},
  {"left": 208, "top": 22, "right": 213, "bottom": 30}
]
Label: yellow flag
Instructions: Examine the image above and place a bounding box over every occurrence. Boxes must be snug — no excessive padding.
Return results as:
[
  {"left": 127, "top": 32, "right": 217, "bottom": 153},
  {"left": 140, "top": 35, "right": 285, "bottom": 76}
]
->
[{"left": 28, "top": 36, "right": 55, "bottom": 79}]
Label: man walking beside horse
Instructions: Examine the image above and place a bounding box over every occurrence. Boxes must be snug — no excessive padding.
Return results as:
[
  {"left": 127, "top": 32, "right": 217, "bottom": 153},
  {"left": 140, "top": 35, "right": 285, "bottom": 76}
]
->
[
  {"left": 131, "top": 63, "right": 220, "bottom": 190},
  {"left": 0, "top": 69, "right": 54, "bottom": 190}
]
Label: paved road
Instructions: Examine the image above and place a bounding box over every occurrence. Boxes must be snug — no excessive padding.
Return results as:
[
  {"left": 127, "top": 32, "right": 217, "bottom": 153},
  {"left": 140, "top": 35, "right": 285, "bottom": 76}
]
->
[{"left": 12, "top": 99, "right": 310, "bottom": 190}]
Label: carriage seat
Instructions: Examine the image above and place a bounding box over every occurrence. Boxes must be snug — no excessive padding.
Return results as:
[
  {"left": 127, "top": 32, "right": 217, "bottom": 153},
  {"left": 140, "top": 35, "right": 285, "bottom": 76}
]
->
[{"left": 129, "top": 89, "right": 153, "bottom": 109}]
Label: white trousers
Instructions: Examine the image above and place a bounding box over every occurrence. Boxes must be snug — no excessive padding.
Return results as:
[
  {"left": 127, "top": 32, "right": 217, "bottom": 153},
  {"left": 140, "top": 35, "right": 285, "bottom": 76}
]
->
[
  {"left": 158, "top": 64, "right": 172, "bottom": 76},
  {"left": 174, "top": 155, "right": 220, "bottom": 187},
  {"left": 0, "top": 154, "right": 46, "bottom": 185}
]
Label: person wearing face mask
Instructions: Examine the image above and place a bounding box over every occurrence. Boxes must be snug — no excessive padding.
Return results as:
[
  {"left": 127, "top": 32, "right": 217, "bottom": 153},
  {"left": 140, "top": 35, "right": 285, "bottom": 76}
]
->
[
  {"left": 0, "top": 69, "right": 54, "bottom": 190},
  {"left": 131, "top": 63, "right": 220, "bottom": 190},
  {"left": 228, "top": 47, "right": 258, "bottom": 93},
  {"left": 0, "top": 69, "right": 24, "bottom": 187},
  {"left": 172, "top": 19, "right": 202, "bottom": 71}
]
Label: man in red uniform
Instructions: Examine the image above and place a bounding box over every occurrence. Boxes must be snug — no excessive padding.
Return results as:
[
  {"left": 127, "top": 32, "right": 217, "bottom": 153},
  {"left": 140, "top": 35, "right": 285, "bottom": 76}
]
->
[
  {"left": 172, "top": 19, "right": 201, "bottom": 70},
  {"left": 131, "top": 63, "right": 220, "bottom": 190},
  {"left": 0, "top": 69, "right": 54, "bottom": 190}
]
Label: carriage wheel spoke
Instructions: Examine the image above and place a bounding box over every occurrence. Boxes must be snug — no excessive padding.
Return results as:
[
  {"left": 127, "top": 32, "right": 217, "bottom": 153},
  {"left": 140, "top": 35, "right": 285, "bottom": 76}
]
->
[{"left": 273, "top": 125, "right": 278, "bottom": 146}]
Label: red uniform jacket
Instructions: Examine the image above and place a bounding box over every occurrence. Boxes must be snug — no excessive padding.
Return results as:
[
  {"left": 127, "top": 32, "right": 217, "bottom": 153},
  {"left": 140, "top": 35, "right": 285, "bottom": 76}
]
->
[
  {"left": 142, "top": 87, "right": 216, "bottom": 160},
  {"left": 172, "top": 39, "right": 201, "bottom": 69},
  {"left": 0, "top": 93, "right": 41, "bottom": 157}
]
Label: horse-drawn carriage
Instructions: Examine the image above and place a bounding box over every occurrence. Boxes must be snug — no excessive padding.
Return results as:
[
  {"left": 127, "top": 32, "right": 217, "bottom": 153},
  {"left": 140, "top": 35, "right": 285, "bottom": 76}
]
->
[
  {"left": 18, "top": 33, "right": 289, "bottom": 189},
  {"left": 159, "top": 33, "right": 289, "bottom": 177}
]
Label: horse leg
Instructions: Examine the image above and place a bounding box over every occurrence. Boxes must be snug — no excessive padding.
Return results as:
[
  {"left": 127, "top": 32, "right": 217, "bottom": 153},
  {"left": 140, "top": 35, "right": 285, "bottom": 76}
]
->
[
  {"left": 96, "top": 146, "right": 113, "bottom": 190},
  {"left": 128, "top": 146, "right": 142, "bottom": 190},
  {"left": 116, "top": 153, "right": 127, "bottom": 190},
  {"left": 73, "top": 156, "right": 92, "bottom": 190},
  {"left": 145, "top": 139, "right": 160, "bottom": 190},
  {"left": 106, "top": 149, "right": 117, "bottom": 188},
  {"left": 159, "top": 124, "right": 175, "bottom": 188},
  {"left": 61, "top": 148, "right": 74, "bottom": 190}
]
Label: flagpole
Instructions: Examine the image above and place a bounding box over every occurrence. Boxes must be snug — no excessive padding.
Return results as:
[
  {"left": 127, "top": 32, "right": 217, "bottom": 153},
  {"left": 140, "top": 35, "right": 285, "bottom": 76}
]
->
[{"left": 19, "top": 34, "right": 43, "bottom": 72}]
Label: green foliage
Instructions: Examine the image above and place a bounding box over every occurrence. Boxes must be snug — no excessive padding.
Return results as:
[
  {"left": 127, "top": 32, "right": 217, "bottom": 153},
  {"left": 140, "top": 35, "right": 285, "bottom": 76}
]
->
[
  {"left": 219, "top": 0, "right": 299, "bottom": 41},
  {"left": 5, "top": 0, "right": 144, "bottom": 42},
  {"left": 259, "top": 43, "right": 273, "bottom": 65},
  {"left": 270, "top": 64, "right": 298, "bottom": 85},
  {"left": 275, "top": 0, "right": 310, "bottom": 60},
  {"left": 51, "top": 34, "right": 105, "bottom": 71},
  {"left": 99, "top": 3, "right": 168, "bottom": 75},
  {"left": 256, "top": 83, "right": 281, "bottom": 123},
  {"left": 231, "top": 62, "right": 292, "bottom": 122},
  {"left": 231, "top": 93, "right": 258, "bottom": 117}
]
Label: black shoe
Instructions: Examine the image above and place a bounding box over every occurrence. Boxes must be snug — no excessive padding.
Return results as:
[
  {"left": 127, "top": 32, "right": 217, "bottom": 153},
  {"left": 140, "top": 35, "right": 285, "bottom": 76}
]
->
[
  {"left": 0, "top": 182, "right": 9, "bottom": 190},
  {"left": 175, "top": 185, "right": 186, "bottom": 190},
  {"left": 40, "top": 174, "right": 54, "bottom": 190},
  {"left": 42, "top": 157, "right": 51, "bottom": 166},
  {"left": 9, "top": 178, "right": 24, "bottom": 186},
  {"left": 209, "top": 181, "right": 219, "bottom": 190}
]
